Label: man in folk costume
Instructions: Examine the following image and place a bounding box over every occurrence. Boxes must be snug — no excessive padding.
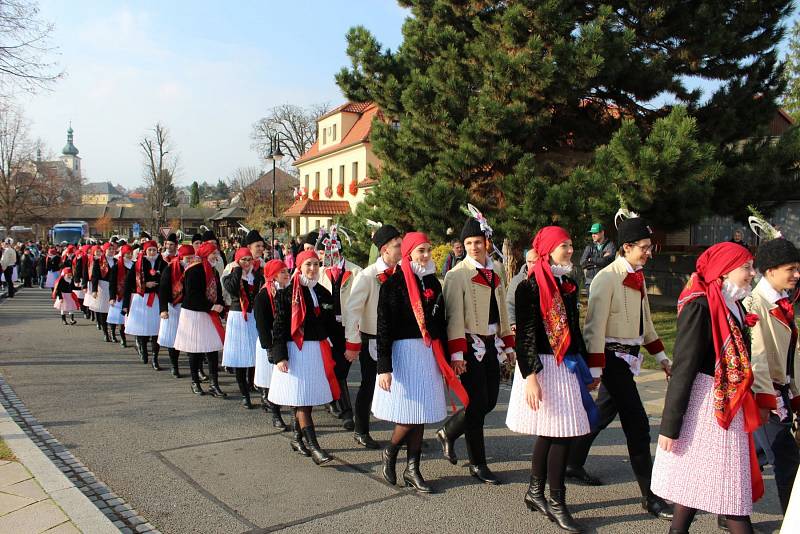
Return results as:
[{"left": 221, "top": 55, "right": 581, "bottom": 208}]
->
[
  {"left": 744, "top": 216, "right": 800, "bottom": 515},
  {"left": 123, "top": 239, "right": 168, "bottom": 367},
  {"left": 438, "top": 207, "right": 515, "bottom": 485},
  {"left": 52, "top": 267, "right": 80, "bottom": 325},
  {"left": 162, "top": 233, "right": 178, "bottom": 262},
  {"left": 344, "top": 224, "right": 403, "bottom": 449},
  {"left": 245, "top": 229, "right": 266, "bottom": 272},
  {"left": 317, "top": 226, "right": 362, "bottom": 430},
  {"left": 108, "top": 244, "right": 133, "bottom": 347},
  {"left": 158, "top": 244, "right": 196, "bottom": 377},
  {"left": 568, "top": 211, "right": 673, "bottom": 520},
  {"left": 173, "top": 242, "right": 227, "bottom": 397}
]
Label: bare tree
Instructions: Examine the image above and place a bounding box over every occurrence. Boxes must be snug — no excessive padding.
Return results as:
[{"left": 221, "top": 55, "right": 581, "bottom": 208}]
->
[
  {"left": 0, "top": 0, "right": 63, "bottom": 96},
  {"left": 250, "top": 102, "right": 331, "bottom": 172},
  {"left": 0, "top": 102, "right": 35, "bottom": 229},
  {"left": 139, "top": 122, "right": 178, "bottom": 232},
  {"left": 228, "top": 165, "right": 262, "bottom": 209}
]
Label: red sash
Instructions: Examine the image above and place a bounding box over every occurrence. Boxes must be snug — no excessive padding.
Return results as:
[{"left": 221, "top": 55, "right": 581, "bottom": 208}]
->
[
  {"left": 741, "top": 391, "right": 765, "bottom": 502},
  {"left": 146, "top": 292, "right": 156, "bottom": 307},
  {"left": 320, "top": 341, "right": 341, "bottom": 400},
  {"left": 209, "top": 311, "right": 225, "bottom": 344},
  {"left": 69, "top": 293, "right": 81, "bottom": 308},
  {"left": 432, "top": 339, "right": 469, "bottom": 411}
]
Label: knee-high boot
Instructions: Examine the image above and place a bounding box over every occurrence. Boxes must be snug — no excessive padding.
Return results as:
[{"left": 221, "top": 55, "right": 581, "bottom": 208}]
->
[
  {"left": 136, "top": 336, "right": 149, "bottom": 363},
  {"left": 151, "top": 336, "right": 161, "bottom": 370},
  {"left": 168, "top": 348, "right": 180, "bottom": 378}
]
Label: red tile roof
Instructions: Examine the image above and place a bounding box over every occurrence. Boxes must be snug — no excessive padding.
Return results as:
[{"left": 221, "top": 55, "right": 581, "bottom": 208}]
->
[
  {"left": 283, "top": 199, "right": 352, "bottom": 217},
  {"left": 358, "top": 177, "right": 378, "bottom": 187},
  {"left": 294, "top": 102, "right": 381, "bottom": 165}
]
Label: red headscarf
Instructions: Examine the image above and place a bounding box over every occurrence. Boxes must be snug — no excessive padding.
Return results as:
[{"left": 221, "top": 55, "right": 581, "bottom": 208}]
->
[
  {"left": 169, "top": 245, "right": 196, "bottom": 304},
  {"left": 676, "top": 242, "right": 763, "bottom": 502},
  {"left": 114, "top": 245, "right": 133, "bottom": 300},
  {"left": 87, "top": 246, "right": 100, "bottom": 281},
  {"left": 52, "top": 267, "right": 73, "bottom": 300},
  {"left": 195, "top": 242, "right": 219, "bottom": 305},
  {"left": 290, "top": 249, "right": 319, "bottom": 348},
  {"left": 400, "top": 232, "right": 470, "bottom": 409},
  {"left": 262, "top": 259, "right": 286, "bottom": 313},
  {"left": 529, "top": 226, "right": 572, "bottom": 364},
  {"left": 234, "top": 247, "right": 254, "bottom": 320}
]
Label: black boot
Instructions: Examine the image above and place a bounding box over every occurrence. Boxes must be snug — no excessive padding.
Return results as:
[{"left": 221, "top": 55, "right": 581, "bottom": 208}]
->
[
  {"left": 631, "top": 452, "right": 673, "bottom": 520},
  {"left": 189, "top": 353, "right": 205, "bottom": 395},
  {"left": 68, "top": 313, "right": 76, "bottom": 325},
  {"left": 466, "top": 428, "right": 500, "bottom": 484},
  {"left": 136, "top": 337, "right": 149, "bottom": 364},
  {"left": 436, "top": 409, "right": 465, "bottom": 465},
  {"left": 271, "top": 404, "right": 288, "bottom": 431},
  {"left": 168, "top": 348, "right": 180, "bottom": 377},
  {"left": 290, "top": 417, "right": 310, "bottom": 457},
  {"left": 110, "top": 325, "right": 119, "bottom": 343},
  {"left": 547, "top": 488, "right": 583, "bottom": 533},
  {"left": 260, "top": 388, "right": 272, "bottom": 412},
  {"left": 354, "top": 432, "right": 380, "bottom": 449},
  {"left": 101, "top": 318, "right": 112, "bottom": 342},
  {"left": 302, "top": 426, "right": 333, "bottom": 465},
  {"left": 235, "top": 368, "right": 252, "bottom": 408},
  {"left": 524, "top": 475, "right": 549, "bottom": 515},
  {"left": 151, "top": 337, "right": 161, "bottom": 370},
  {"left": 326, "top": 401, "right": 342, "bottom": 418},
  {"left": 402, "top": 451, "right": 432, "bottom": 493},
  {"left": 338, "top": 379, "right": 355, "bottom": 431},
  {"left": 61, "top": 314, "right": 68, "bottom": 325},
  {"left": 208, "top": 381, "right": 226, "bottom": 398},
  {"left": 669, "top": 529, "right": 689, "bottom": 534},
  {"left": 197, "top": 355, "right": 209, "bottom": 382},
  {"left": 119, "top": 328, "right": 127, "bottom": 348},
  {"left": 381, "top": 443, "right": 401, "bottom": 485},
  {"left": 206, "top": 352, "right": 226, "bottom": 397},
  {"left": 191, "top": 382, "right": 205, "bottom": 395},
  {"left": 96, "top": 313, "right": 102, "bottom": 330}
]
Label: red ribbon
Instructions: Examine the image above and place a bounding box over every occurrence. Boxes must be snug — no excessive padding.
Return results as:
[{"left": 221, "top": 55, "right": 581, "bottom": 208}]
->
[
  {"left": 432, "top": 339, "right": 469, "bottom": 411},
  {"left": 319, "top": 341, "right": 341, "bottom": 401},
  {"left": 146, "top": 292, "right": 156, "bottom": 307},
  {"left": 69, "top": 292, "right": 81, "bottom": 309},
  {"left": 623, "top": 271, "right": 645, "bottom": 297},
  {"left": 741, "top": 391, "right": 765, "bottom": 503},
  {"left": 209, "top": 311, "right": 225, "bottom": 344}
]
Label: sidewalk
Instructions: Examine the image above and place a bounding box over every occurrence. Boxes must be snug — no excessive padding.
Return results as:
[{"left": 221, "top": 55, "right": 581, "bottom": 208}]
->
[{"left": 0, "top": 403, "right": 119, "bottom": 533}]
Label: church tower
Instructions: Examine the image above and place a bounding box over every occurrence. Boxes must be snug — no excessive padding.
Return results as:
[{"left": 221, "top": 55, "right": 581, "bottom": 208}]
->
[{"left": 60, "top": 124, "right": 81, "bottom": 177}]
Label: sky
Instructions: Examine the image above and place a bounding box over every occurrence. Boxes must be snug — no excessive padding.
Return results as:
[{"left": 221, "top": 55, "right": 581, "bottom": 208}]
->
[
  {"left": 15, "top": 1, "right": 799, "bottom": 190},
  {"left": 17, "top": 0, "right": 407, "bottom": 189}
]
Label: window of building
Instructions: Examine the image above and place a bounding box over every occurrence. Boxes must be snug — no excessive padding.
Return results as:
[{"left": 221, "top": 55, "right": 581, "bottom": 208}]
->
[
  {"left": 322, "top": 128, "right": 327, "bottom": 145},
  {"left": 304, "top": 174, "right": 309, "bottom": 192},
  {"left": 332, "top": 124, "right": 337, "bottom": 141},
  {"left": 314, "top": 172, "right": 320, "bottom": 191},
  {"left": 338, "top": 165, "right": 345, "bottom": 186},
  {"left": 327, "top": 168, "right": 333, "bottom": 189},
  {"left": 352, "top": 162, "right": 358, "bottom": 185},
  {"left": 391, "top": 119, "right": 400, "bottom": 130}
]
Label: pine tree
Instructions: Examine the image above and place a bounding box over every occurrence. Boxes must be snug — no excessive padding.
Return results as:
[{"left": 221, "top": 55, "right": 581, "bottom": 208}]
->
[
  {"left": 782, "top": 18, "right": 800, "bottom": 120},
  {"left": 337, "top": 1, "right": 798, "bottom": 247},
  {"left": 189, "top": 181, "right": 200, "bottom": 207}
]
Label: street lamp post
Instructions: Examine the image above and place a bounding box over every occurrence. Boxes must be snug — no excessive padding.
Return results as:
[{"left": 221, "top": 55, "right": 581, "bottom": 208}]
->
[{"left": 264, "top": 135, "right": 284, "bottom": 254}]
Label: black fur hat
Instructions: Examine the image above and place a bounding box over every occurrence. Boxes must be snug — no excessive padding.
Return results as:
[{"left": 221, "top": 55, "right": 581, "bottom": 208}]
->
[
  {"left": 755, "top": 238, "right": 800, "bottom": 272},
  {"left": 617, "top": 217, "right": 653, "bottom": 244},
  {"left": 372, "top": 225, "right": 401, "bottom": 250},
  {"left": 460, "top": 217, "right": 485, "bottom": 242}
]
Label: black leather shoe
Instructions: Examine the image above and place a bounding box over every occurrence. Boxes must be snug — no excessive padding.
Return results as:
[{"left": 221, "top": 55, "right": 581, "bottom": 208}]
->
[
  {"left": 382, "top": 444, "right": 401, "bottom": 485},
  {"left": 469, "top": 464, "right": 501, "bottom": 485},
  {"left": 208, "top": 383, "right": 227, "bottom": 398},
  {"left": 524, "top": 475, "right": 549, "bottom": 515},
  {"left": 191, "top": 382, "right": 205, "bottom": 395},
  {"left": 302, "top": 427, "right": 333, "bottom": 465},
  {"left": 354, "top": 433, "right": 380, "bottom": 449},
  {"left": 565, "top": 465, "right": 602, "bottom": 486},
  {"left": 241, "top": 396, "right": 253, "bottom": 409},
  {"left": 642, "top": 494, "right": 674, "bottom": 520},
  {"left": 435, "top": 428, "right": 457, "bottom": 465},
  {"left": 197, "top": 371, "right": 209, "bottom": 383},
  {"left": 547, "top": 488, "right": 584, "bottom": 533},
  {"left": 402, "top": 452, "right": 433, "bottom": 493}
]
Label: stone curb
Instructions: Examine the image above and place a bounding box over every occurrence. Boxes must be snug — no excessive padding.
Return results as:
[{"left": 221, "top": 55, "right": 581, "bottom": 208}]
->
[{"left": 0, "top": 400, "right": 119, "bottom": 533}]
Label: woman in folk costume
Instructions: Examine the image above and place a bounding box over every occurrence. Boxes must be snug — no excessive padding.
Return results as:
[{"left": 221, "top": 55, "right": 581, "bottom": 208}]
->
[
  {"left": 123, "top": 240, "right": 167, "bottom": 366},
  {"left": 373, "top": 232, "right": 468, "bottom": 493},
  {"left": 72, "top": 245, "right": 88, "bottom": 318},
  {"left": 506, "top": 227, "right": 598, "bottom": 533},
  {"left": 80, "top": 245, "right": 95, "bottom": 321},
  {"left": 173, "top": 242, "right": 227, "bottom": 397},
  {"left": 652, "top": 243, "right": 764, "bottom": 534},
  {"left": 83, "top": 246, "right": 100, "bottom": 329},
  {"left": 158, "top": 244, "right": 195, "bottom": 377},
  {"left": 268, "top": 249, "right": 340, "bottom": 465},
  {"left": 254, "top": 259, "right": 291, "bottom": 430},
  {"left": 44, "top": 247, "right": 61, "bottom": 289},
  {"left": 222, "top": 247, "right": 264, "bottom": 408},
  {"left": 108, "top": 245, "right": 133, "bottom": 347},
  {"left": 52, "top": 267, "right": 79, "bottom": 325},
  {"left": 90, "top": 242, "right": 115, "bottom": 342}
]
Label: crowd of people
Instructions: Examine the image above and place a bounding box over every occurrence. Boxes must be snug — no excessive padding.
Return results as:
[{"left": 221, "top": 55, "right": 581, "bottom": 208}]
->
[{"left": 2, "top": 205, "right": 799, "bottom": 533}]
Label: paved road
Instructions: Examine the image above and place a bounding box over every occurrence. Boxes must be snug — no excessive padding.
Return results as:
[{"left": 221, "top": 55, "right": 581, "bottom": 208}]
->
[{"left": 0, "top": 289, "right": 786, "bottom": 533}]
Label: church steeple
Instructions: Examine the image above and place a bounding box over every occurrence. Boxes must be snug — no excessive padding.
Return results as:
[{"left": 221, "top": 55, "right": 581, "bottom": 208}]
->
[{"left": 62, "top": 123, "right": 79, "bottom": 156}]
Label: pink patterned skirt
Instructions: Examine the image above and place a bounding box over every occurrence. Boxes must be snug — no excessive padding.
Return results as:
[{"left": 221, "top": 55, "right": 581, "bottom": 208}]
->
[
  {"left": 506, "top": 354, "right": 590, "bottom": 437},
  {"left": 652, "top": 373, "right": 752, "bottom": 516}
]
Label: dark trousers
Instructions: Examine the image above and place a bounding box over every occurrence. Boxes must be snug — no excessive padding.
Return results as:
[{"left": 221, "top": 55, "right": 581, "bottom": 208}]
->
[
  {"left": 763, "top": 409, "right": 800, "bottom": 513},
  {"left": 3, "top": 266, "right": 14, "bottom": 297},
  {"left": 569, "top": 352, "right": 652, "bottom": 472},
  {"left": 353, "top": 333, "right": 377, "bottom": 435},
  {"left": 331, "top": 322, "right": 351, "bottom": 380},
  {"left": 441, "top": 334, "right": 500, "bottom": 465}
]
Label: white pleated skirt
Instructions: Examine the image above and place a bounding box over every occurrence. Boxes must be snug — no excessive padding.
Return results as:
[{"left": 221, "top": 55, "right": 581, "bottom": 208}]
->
[
  {"left": 157, "top": 303, "right": 182, "bottom": 348},
  {"left": 221, "top": 311, "right": 257, "bottom": 367},
  {"left": 254, "top": 339, "right": 274, "bottom": 388},
  {"left": 89, "top": 280, "right": 111, "bottom": 313},
  {"left": 268, "top": 341, "right": 333, "bottom": 407},
  {"left": 74, "top": 288, "right": 85, "bottom": 299},
  {"left": 11, "top": 266, "right": 17, "bottom": 281},
  {"left": 83, "top": 287, "right": 96, "bottom": 308},
  {"left": 652, "top": 373, "right": 752, "bottom": 515},
  {"left": 125, "top": 293, "right": 161, "bottom": 336},
  {"left": 107, "top": 299, "right": 124, "bottom": 325},
  {"left": 371, "top": 338, "right": 448, "bottom": 425},
  {"left": 45, "top": 271, "right": 58, "bottom": 288},
  {"left": 173, "top": 308, "right": 224, "bottom": 353},
  {"left": 506, "top": 355, "right": 590, "bottom": 437},
  {"left": 54, "top": 296, "right": 78, "bottom": 313}
]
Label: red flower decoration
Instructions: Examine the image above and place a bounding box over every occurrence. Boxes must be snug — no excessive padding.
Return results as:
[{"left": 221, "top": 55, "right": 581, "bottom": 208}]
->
[
  {"left": 744, "top": 313, "right": 759, "bottom": 328},
  {"left": 377, "top": 273, "right": 389, "bottom": 285},
  {"left": 311, "top": 189, "right": 320, "bottom": 200},
  {"left": 349, "top": 181, "right": 358, "bottom": 195},
  {"left": 336, "top": 183, "right": 345, "bottom": 197},
  {"left": 149, "top": 269, "right": 156, "bottom": 276},
  {"left": 423, "top": 288, "right": 435, "bottom": 300},
  {"left": 324, "top": 186, "right": 333, "bottom": 198},
  {"left": 560, "top": 280, "right": 576, "bottom": 294}
]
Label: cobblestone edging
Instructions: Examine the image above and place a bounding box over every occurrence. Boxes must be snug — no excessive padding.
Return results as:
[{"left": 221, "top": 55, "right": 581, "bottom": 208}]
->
[{"left": 0, "top": 376, "right": 159, "bottom": 534}]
